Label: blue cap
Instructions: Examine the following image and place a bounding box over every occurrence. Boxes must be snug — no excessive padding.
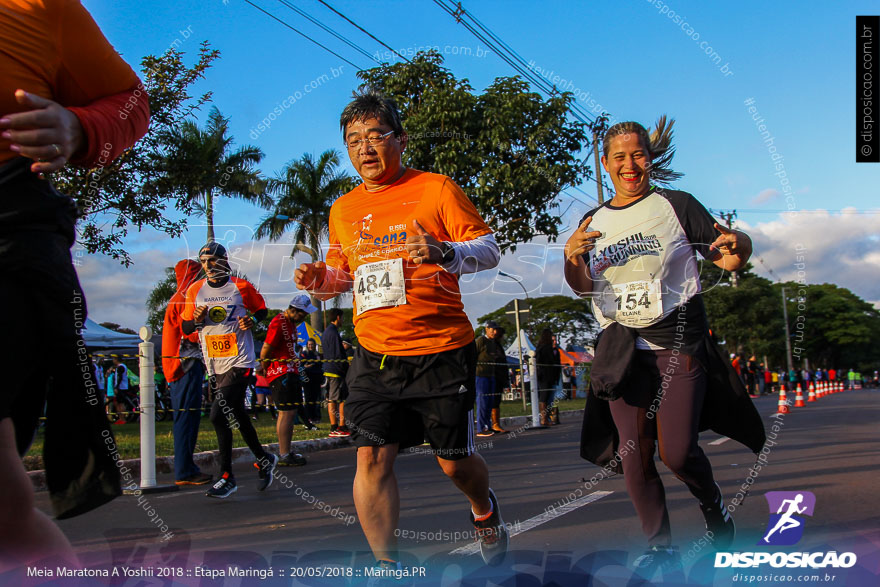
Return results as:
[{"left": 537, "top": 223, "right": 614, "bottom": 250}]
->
[{"left": 289, "top": 294, "right": 318, "bottom": 313}]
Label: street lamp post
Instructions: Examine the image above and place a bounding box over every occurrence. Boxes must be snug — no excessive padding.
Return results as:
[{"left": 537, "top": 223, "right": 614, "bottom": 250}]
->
[{"left": 498, "top": 271, "right": 539, "bottom": 425}]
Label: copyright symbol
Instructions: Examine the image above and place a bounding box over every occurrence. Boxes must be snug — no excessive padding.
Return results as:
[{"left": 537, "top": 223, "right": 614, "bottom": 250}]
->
[{"left": 862, "top": 145, "right": 872, "bottom": 157}]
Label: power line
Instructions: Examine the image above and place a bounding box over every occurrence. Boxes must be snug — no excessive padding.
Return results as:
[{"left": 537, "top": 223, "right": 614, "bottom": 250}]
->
[
  {"left": 316, "top": 0, "right": 413, "bottom": 63},
  {"left": 753, "top": 251, "right": 782, "bottom": 282},
  {"left": 432, "top": 0, "right": 613, "bottom": 205},
  {"left": 433, "top": 0, "right": 599, "bottom": 126},
  {"left": 243, "top": 0, "right": 366, "bottom": 70},
  {"left": 727, "top": 209, "right": 880, "bottom": 214},
  {"left": 276, "top": 0, "right": 382, "bottom": 65}
]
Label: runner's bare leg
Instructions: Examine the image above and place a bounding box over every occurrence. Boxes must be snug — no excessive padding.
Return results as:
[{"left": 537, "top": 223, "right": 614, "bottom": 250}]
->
[
  {"left": 354, "top": 445, "right": 399, "bottom": 561},
  {"left": 0, "top": 419, "right": 77, "bottom": 570},
  {"left": 436, "top": 453, "right": 492, "bottom": 515}
]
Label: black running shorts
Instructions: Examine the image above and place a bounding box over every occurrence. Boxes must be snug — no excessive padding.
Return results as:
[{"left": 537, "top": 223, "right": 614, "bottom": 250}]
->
[
  {"left": 344, "top": 341, "right": 477, "bottom": 460},
  {"left": 270, "top": 374, "right": 304, "bottom": 412}
]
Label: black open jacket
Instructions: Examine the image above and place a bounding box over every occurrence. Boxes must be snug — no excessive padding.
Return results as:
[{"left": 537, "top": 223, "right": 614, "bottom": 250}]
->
[{"left": 580, "top": 321, "right": 767, "bottom": 472}]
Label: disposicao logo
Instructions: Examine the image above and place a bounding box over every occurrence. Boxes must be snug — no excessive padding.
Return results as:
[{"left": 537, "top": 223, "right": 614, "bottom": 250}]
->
[
  {"left": 714, "top": 490, "right": 857, "bottom": 570},
  {"left": 760, "top": 490, "right": 815, "bottom": 546}
]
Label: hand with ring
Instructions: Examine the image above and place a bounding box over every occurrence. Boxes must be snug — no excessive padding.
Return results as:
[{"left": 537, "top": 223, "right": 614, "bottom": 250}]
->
[
  {"left": 0, "top": 89, "right": 85, "bottom": 173},
  {"left": 405, "top": 218, "right": 442, "bottom": 264}
]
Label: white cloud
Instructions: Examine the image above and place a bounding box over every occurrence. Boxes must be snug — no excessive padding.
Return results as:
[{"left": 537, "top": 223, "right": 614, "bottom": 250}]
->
[
  {"left": 750, "top": 188, "right": 780, "bottom": 205},
  {"left": 742, "top": 208, "right": 880, "bottom": 306}
]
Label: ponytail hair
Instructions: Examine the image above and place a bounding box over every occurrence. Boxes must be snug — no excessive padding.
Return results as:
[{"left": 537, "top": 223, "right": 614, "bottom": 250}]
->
[{"left": 602, "top": 116, "right": 683, "bottom": 185}]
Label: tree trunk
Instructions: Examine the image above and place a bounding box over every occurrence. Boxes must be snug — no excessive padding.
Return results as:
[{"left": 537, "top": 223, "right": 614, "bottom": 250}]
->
[
  {"left": 310, "top": 295, "right": 324, "bottom": 334},
  {"left": 205, "top": 191, "right": 215, "bottom": 243}
]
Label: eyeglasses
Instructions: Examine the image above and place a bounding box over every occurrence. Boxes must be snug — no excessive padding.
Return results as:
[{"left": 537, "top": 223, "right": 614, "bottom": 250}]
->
[{"left": 345, "top": 130, "right": 395, "bottom": 150}]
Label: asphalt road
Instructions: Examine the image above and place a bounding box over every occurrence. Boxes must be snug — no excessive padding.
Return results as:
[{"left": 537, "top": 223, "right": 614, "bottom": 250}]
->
[{"left": 11, "top": 388, "right": 880, "bottom": 586}]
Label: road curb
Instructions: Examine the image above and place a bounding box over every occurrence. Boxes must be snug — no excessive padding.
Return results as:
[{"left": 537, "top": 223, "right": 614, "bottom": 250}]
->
[{"left": 27, "top": 409, "right": 585, "bottom": 492}]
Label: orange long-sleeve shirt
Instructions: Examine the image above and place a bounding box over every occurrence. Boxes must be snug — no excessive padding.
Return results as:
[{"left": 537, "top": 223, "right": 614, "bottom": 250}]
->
[{"left": 0, "top": 0, "right": 149, "bottom": 166}]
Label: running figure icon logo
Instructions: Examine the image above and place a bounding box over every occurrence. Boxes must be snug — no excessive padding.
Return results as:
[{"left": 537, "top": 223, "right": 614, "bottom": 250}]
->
[{"left": 760, "top": 491, "right": 816, "bottom": 545}]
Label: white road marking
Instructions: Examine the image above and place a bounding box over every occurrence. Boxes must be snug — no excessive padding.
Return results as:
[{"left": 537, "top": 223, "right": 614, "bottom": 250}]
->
[
  {"left": 709, "top": 437, "right": 731, "bottom": 446},
  {"left": 449, "top": 490, "right": 613, "bottom": 556},
  {"left": 302, "top": 465, "right": 350, "bottom": 476}
]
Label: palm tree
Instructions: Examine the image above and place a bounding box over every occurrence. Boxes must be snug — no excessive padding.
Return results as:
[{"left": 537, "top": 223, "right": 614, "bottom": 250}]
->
[
  {"left": 154, "top": 106, "right": 268, "bottom": 242},
  {"left": 256, "top": 150, "right": 356, "bottom": 332}
]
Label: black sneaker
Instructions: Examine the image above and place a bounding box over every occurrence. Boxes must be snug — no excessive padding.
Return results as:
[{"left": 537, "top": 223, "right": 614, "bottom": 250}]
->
[
  {"left": 700, "top": 482, "right": 735, "bottom": 549},
  {"left": 470, "top": 488, "right": 509, "bottom": 566},
  {"left": 303, "top": 420, "right": 318, "bottom": 431},
  {"left": 255, "top": 453, "right": 277, "bottom": 491},
  {"left": 476, "top": 429, "right": 495, "bottom": 438},
  {"left": 205, "top": 472, "right": 237, "bottom": 498},
  {"left": 632, "top": 545, "right": 682, "bottom": 573},
  {"left": 278, "top": 453, "right": 307, "bottom": 467}
]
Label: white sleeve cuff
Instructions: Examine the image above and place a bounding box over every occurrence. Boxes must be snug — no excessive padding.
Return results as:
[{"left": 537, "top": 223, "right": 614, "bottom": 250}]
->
[{"left": 440, "top": 233, "right": 501, "bottom": 275}]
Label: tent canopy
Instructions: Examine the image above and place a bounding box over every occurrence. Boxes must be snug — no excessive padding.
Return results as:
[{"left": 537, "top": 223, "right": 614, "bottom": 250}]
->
[
  {"left": 505, "top": 329, "right": 535, "bottom": 357},
  {"left": 81, "top": 319, "right": 141, "bottom": 349}
]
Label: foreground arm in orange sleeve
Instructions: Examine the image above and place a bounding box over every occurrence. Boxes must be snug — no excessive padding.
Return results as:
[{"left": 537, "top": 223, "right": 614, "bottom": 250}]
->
[
  {"left": 295, "top": 216, "right": 353, "bottom": 301},
  {"left": 66, "top": 85, "right": 150, "bottom": 167}
]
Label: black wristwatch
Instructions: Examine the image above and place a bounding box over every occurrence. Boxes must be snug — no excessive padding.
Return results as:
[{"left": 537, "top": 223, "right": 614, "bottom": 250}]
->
[{"left": 440, "top": 241, "right": 456, "bottom": 263}]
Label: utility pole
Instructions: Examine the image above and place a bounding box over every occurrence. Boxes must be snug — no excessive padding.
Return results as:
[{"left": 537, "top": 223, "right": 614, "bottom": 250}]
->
[
  {"left": 781, "top": 287, "right": 794, "bottom": 373},
  {"left": 591, "top": 116, "right": 608, "bottom": 204},
  {"left": 716, "top": 210, "right": 739, "bottom": 287},
  {"left": 505, "top": 299, "right": 530, "bottom": 410}
]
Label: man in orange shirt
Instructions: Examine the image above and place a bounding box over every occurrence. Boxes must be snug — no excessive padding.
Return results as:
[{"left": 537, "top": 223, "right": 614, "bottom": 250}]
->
[{"left": 295, "top": 89, "right": 507, "bottom": 571}]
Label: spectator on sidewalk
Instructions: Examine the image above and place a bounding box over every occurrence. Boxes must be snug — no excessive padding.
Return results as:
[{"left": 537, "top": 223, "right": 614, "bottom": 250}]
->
[
  {"left": 300, "top": 339, "right": 324, "bottom": 424},
  {"left": 162, "top": 259, "right": 211, "bottom": 486},
  {"left": 322, "top": 308, "right": 350, "bottom": 438},
  {"left": 490, "top": 326, "right": 509, "bottom": 434},
  {"left": 535, "top": 329, "right": 561, "bottom": 426},
  {"left": 475, "top": 321, "right": 503, "bottom": 437}
]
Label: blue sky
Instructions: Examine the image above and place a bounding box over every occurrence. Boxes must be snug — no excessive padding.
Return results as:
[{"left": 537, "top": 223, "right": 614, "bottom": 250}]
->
[{"left": 78, "top": 0, "right": 880, "bottom": 331}]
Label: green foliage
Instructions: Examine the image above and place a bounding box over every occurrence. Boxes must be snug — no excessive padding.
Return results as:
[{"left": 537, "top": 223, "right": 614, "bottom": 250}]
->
[
  {"left": 52, "top": 42, "right": 220, "bottom": 265},
  {"left": 701, "top": 263, "right": 880, "bottom": 371},
  {"left": 700, "top": 262, "right": 782, "bottom": 360},
  {"left": 150, "top": 106, "right": 267, "bottom": 242},
  {"left": 145, "top": 267, "right": 178, "bottom": 333},
  {"left": 98, "top": 322, "right": 137, "bottom": 335},
  {"left": 478, "top": 295, "right": 597, "bottom": 348},
  {"left": 784, "top": 282, "right": 880, "bottom": 370},
  {"left": 357, "top": 51, "right": 590, "bottom": 249}
]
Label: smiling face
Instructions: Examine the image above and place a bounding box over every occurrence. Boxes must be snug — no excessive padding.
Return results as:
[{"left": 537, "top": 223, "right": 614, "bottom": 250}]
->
[
  {"left": 344, "top": 117, "right": 407, "bottom": 190},
  {"left": 601, "top": 132, "right": 652, "bottom": 202}
]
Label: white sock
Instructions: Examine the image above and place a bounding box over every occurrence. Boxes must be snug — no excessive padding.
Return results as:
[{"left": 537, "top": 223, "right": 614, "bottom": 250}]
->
[{"left": 472, "top": 501, "right": 494, "bottom": 520}]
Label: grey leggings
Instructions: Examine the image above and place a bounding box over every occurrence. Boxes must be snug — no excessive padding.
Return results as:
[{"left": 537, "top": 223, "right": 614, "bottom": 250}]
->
[{"left": 609, "top": 349, "right": 718, "bottom": 546}]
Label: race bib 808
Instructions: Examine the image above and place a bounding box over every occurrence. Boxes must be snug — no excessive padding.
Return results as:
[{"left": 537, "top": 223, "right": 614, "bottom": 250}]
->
[{"left": 205, "top": 333, "right": 237, "bottom": 358}]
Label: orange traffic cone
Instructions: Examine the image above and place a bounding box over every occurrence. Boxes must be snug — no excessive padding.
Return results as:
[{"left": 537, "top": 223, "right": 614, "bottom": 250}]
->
[
  {"left": 777, "top": 388, "right": 790, "bottom": 414},
  {"left": 807, "top": 384, "right": 817, "bottom": 402},
  {"left": 794, "top": 384, "right": 806, "bottom": 407}
]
